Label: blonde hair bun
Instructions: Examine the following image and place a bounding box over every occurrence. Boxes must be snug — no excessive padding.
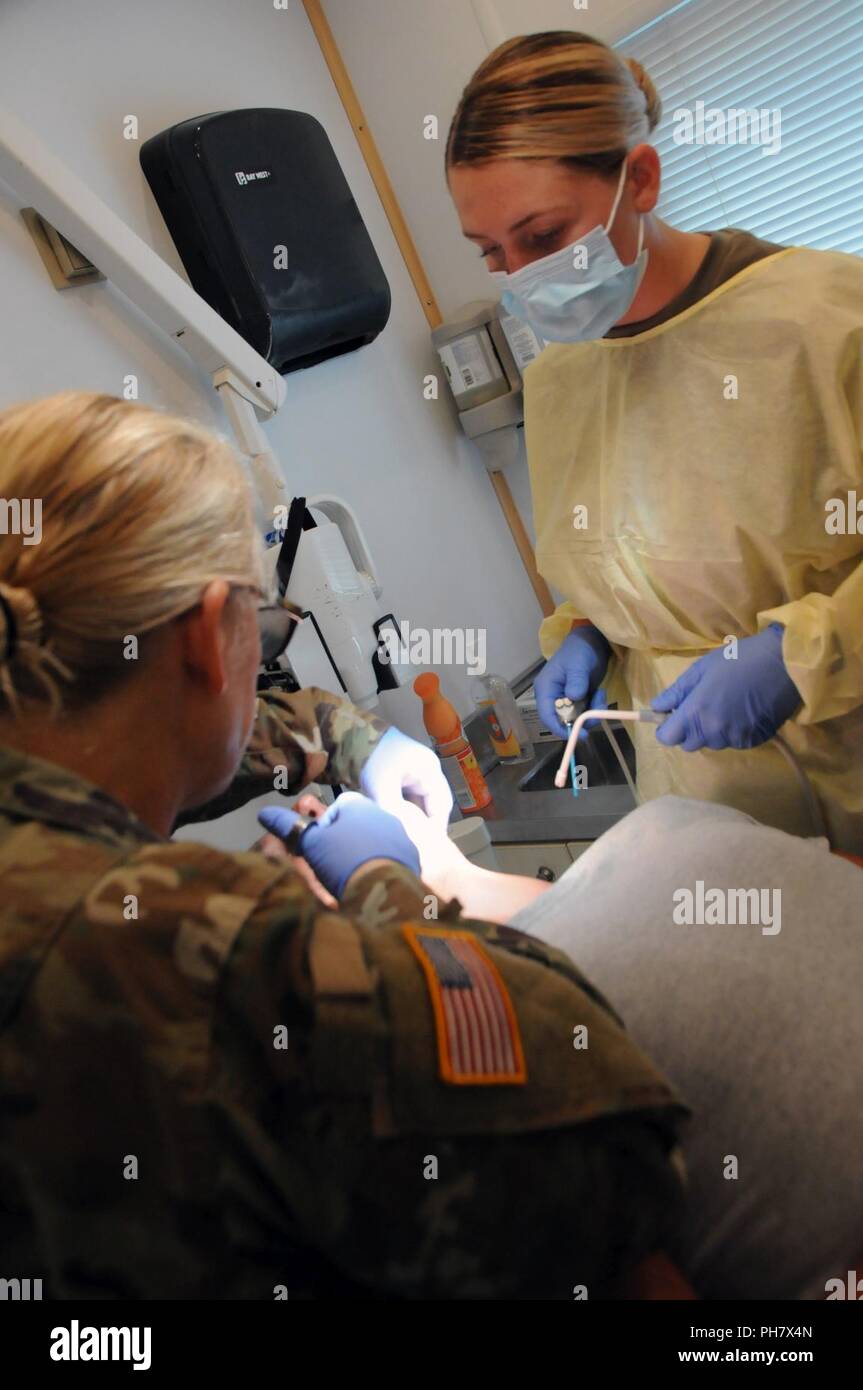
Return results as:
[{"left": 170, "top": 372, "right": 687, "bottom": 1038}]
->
[
  {"left": 625, "top": 57, "right": 662, "bottom": 133},
  {"left": 0, "top": 391, "right": 263, "bottom": 718}
]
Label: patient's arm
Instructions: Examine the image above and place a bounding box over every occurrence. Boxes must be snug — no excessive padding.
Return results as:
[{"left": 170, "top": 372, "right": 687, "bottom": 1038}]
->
[
  {"left": 393, "top": 800, "right": 551, "bottom": 924},
  {"left": 273, "top": 793, "right": 551, "bottom": 924},
  {"left": 441, "top": 861, "right": 550, "bottom": 923}
]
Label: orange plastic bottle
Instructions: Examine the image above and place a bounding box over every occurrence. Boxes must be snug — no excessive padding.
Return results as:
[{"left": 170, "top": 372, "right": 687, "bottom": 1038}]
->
[{"left": 413, "top": 673, "right": 492, "bottom": 812}]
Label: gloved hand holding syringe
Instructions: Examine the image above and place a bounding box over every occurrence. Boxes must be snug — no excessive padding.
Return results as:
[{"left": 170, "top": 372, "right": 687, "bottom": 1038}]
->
[{"left": 553, "top": 698, "right": 828, "bottom": 841}]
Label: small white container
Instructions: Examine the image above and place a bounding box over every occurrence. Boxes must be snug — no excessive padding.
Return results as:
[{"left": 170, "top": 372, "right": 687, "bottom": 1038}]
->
[{"left": 448, "top": 816, "right": 500, "bottom": 870}]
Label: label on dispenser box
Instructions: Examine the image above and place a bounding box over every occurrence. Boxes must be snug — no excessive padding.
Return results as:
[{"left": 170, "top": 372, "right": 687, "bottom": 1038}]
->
[
  {"left": 498, "top": 311, "right": 545, "bottom": 371},
  {"left": 437, "top": 334, "right": 494, "bottom": 397}
]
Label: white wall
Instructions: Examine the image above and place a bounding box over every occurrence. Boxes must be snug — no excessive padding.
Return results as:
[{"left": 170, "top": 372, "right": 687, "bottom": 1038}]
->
[
  {"left": 323, "top": 0, "right": 672, "bottom": 322},
  {"left": 320, "top": 0, "right": 674, "bottom": 672},
  {"left": 0, "top": 0, "right": 569, "bottom": 849}
]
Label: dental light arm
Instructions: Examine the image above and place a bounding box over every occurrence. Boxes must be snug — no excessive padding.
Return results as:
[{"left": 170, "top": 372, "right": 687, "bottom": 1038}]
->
[{"left": 0, "top": 106, "right": 287, "bottom": 537}]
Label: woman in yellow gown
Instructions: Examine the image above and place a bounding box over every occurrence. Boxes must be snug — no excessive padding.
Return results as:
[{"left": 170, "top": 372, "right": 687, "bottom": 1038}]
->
[{"left": 446, "top": 30, "right": 863, "bottom": 852}]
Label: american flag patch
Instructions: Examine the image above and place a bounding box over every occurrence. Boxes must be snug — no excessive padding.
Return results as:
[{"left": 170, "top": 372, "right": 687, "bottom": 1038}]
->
[{"left": 402, "top": 925, "right": 527, "bottom": 1085}]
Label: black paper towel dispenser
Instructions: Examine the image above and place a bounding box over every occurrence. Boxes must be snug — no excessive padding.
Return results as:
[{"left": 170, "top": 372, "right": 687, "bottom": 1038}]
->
[{"left": 140, "top": 108, "right": 391, "bottom": 373}]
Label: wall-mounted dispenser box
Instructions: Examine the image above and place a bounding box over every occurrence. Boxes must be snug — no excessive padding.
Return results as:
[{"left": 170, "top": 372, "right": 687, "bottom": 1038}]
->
[
  {"left": 141, "top": 108, "right": 391, "bottom": 373},
  {"left": 432, "top": 300, "right": 545, "bottom": 443}
]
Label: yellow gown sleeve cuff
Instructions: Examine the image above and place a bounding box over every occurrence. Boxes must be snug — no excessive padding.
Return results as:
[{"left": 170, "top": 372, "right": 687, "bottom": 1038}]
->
[
  {"left": 538, "top": 601, "right": 586, "bottom": 660},
  {"left": 758, "top": 582, "right": 863, "bottom": 724}
]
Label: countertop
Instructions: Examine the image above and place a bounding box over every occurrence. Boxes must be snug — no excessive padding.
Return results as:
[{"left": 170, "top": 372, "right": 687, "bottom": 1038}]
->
[{"left": 451, "top": 733, "right": 638, "bottom": 845}]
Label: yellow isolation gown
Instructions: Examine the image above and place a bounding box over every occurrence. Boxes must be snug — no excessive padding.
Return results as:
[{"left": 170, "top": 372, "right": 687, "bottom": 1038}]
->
[{"left": 524, "top": 247, "right": 863, "bottom": 852}]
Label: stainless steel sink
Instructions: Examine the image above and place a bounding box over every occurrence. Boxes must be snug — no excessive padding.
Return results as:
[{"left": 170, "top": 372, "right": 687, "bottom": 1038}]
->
[
  {"left": 458, "top": 718, "right": 638, "bottom": 846},
  {"left": 518, "top": 725, "right": 636, "bottom": 793}
]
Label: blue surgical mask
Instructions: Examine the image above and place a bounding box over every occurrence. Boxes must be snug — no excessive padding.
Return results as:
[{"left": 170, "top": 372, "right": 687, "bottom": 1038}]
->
[{"left": 489, "top": 160, "right": 648, "bottom": 344}]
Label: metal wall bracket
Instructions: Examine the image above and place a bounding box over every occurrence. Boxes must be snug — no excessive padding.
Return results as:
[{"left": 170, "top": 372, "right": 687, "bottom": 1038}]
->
[{"left": 20, "top": 207, "right": 105, "bottom": 289}]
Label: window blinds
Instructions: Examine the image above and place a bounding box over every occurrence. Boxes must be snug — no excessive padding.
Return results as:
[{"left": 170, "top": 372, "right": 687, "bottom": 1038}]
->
[{"left": 615, "top": 0, "right": 863, "bottom": 254}]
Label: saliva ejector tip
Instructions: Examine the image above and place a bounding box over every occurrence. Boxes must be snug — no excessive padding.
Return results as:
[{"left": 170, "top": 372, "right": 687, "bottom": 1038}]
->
[{"left": 553, "top": 707, "right": 666, "bottom": 789}]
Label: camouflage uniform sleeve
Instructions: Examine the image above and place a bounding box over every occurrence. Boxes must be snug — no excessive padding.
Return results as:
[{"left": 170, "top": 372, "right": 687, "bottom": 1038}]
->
[
  {"left": 174, "top": 686, "right": 390, "bottom": 828},
  {"left": 213, "top": 858, "right": 688, "bottom": 1300},
  {"left": 340, "top": 860, "right": 465, "bottom": 928}
]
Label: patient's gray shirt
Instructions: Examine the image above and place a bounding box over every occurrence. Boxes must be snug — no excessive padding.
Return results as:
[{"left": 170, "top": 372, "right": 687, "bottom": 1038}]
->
[{"left": 508, "top": 795, "right": 863, "bottom": 1300}]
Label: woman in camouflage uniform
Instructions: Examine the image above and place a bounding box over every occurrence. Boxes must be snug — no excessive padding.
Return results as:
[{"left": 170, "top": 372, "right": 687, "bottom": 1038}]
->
[{"left": 0, "top": 391, "right": 685, "bottom": 1299}]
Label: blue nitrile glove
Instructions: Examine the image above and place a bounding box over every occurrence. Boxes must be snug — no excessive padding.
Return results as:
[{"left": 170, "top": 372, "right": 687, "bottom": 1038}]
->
[
  {"left": 258, "top": 790, "right": 421, "bottom": 899},
  {"left": 535, "top": 626, "right": 612, "bottom": 739},
  {"left": 359, "top": 726, "right": 453, "bottom": 829},
  {"left": 652, "top": 624, "right": 801, "bottom": 752}
]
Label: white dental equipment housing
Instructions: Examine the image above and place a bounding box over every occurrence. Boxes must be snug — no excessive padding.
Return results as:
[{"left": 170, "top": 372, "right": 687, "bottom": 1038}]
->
[{"left": 272, "top": 495, "right": 383, "bottom": 711}]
